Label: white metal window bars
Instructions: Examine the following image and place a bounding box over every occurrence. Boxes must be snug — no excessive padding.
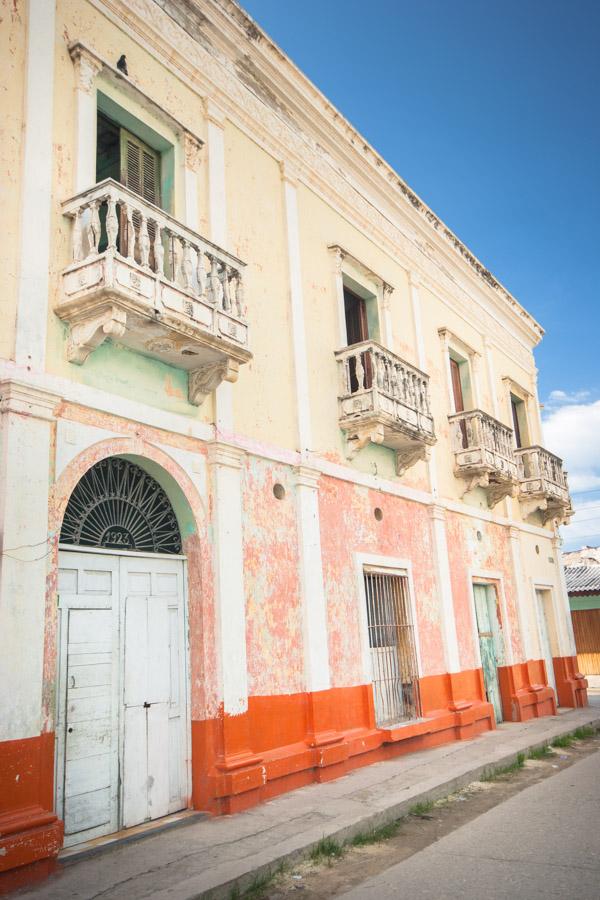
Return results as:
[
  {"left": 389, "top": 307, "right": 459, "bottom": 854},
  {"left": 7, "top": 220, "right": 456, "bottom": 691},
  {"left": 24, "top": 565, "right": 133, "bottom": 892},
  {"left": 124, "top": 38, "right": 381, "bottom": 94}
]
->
[{"left": 364, "top": 569, "right": 421, "bottom": 727}]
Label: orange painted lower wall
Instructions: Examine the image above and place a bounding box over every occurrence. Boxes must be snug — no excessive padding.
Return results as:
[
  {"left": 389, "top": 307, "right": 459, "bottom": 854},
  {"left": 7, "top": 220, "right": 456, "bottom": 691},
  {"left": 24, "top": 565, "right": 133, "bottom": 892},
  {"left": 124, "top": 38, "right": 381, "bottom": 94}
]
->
[
  {"left": 191, "top": 671, "right": 495, "bottom": 815},
  {"left": 0, "top": 734, "right": 63, "bottom": 875},
  {"left": 553, "top": 655, "right": 589, "bottom": 708},
  {"left": 497, "top": 659, "right": 557, "bottom": 722},
  {"left": 1, "top": 661, "right": 577, "bottom": 878}
]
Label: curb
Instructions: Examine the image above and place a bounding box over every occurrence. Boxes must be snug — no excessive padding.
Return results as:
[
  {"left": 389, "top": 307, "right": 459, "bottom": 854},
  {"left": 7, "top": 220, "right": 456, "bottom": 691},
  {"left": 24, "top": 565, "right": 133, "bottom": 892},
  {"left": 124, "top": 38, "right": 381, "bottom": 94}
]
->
[{"left": 201, "top": 715, "right": 600, "bottom": 900}]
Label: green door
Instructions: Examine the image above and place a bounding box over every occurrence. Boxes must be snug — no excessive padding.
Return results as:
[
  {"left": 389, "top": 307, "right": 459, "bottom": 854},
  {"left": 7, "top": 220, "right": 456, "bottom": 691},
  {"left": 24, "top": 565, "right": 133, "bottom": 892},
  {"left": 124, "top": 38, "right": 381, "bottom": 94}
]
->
[{"left": 473, "top": 584, "right": 504, "bottom": 724}]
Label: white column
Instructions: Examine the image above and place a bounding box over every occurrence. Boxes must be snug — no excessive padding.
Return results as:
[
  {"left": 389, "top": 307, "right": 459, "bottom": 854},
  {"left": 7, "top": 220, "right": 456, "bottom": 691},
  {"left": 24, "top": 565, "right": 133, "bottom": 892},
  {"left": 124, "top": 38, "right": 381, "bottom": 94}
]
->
[
  {"left": 529, "top": 367, "right": 544, "bottom": 445},
  {"left": 438, "top": 328, "right": 456, "bottom": 414},
  {"left": 0, "top": 381, "right": 60, "bottom": 741},
  {"left": 410, "top": 273, "right": 438, "bottom": 495},
  {"left": 14, "top": 0, "right": 57, "bottom": 368},
  {"left": 295, "top": 467, "right": 331, "bottom": 692},
  {"left": 207, "top": 443, "right": 248, "bottom": 715},
  {"left": 470, "top": 351, "right": 483, "bottom": 408},
  {"left": 508, "top": 526, "right": 532, "bottom": 661},
  {"left": 204, "top": 99, "right": 233, "bottom": 431},
  {"left": 183, "top": 131, "right": 203, "bottom": 231},
  {"left": 281, "top": 161, "right": 312, "bottom": 453},
  {"left": 428, "top": 505, "right": 460, "bottom": 673},
  {"left": 483, "top": 336, "right": 500, "bottom": 418},
  {"left": 70, "top": 45, "right": 103, "bottom": 193},
  {"left": 331, "top": 246, "right": 348, "bottom": 347},
  {"left": 409, "top": 272, "right": 426, "bottom": 371},
  {"left": 381, "top": 284, "right": 394, "bottom": 350},
  {"left": 552, "top": 534, "right": 577, "bottom": 656}
]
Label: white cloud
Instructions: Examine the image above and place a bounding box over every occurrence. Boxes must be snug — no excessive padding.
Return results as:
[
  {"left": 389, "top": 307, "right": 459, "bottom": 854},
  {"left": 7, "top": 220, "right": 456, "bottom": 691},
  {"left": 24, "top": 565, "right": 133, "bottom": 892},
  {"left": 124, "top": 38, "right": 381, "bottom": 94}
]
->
[
  {"left": 547, "top": 389, "right": 591, "bottom": 405},
  {"left": 543, "top": 398, "right": 600, "bottom": 549}
]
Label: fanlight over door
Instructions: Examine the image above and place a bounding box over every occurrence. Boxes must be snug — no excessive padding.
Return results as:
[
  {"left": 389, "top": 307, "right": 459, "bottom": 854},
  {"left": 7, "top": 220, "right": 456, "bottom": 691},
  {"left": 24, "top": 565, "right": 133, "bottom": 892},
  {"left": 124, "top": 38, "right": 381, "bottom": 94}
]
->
[{"left": 60, "top": 457, "right": 182, "bottom": 554}]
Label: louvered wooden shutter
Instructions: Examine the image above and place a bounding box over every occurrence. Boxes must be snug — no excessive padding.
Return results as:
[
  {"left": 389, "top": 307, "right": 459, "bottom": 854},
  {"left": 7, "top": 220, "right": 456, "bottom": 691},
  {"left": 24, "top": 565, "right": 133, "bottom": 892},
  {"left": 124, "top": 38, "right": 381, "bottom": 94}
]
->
[{"left": 120, "top": 129, "right": 160, "bottom": 207}]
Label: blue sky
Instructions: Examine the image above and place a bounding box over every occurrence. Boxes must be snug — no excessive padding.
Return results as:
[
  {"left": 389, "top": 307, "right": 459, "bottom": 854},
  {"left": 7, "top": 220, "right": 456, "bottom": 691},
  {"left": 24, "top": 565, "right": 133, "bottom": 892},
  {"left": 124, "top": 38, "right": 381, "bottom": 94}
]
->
[{"left": 242, "top": 0, "right": 600, "bottom": 549}]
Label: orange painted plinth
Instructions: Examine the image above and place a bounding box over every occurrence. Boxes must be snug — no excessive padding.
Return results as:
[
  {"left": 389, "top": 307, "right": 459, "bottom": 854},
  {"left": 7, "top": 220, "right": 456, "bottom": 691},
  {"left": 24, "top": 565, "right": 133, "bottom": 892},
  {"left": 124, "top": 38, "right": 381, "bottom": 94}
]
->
[
  {"left": 553, "top": 656, "right": 588, "bottom": 708},
  {"left": 192, "top": 670, "right": 495, "bottom": 816},
  {"left": 0, "top": 734, "right": 63, "bottom": 876},
  {"left": 497, "top": 660, "right": 557, "bottom": 722}
]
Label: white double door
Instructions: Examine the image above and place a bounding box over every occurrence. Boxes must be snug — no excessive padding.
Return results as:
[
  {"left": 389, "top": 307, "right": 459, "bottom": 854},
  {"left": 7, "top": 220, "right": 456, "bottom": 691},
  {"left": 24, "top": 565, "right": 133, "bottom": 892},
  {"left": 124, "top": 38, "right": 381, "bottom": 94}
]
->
[{"left": 56, "top": 550, "right": 189, "bottom": 847}]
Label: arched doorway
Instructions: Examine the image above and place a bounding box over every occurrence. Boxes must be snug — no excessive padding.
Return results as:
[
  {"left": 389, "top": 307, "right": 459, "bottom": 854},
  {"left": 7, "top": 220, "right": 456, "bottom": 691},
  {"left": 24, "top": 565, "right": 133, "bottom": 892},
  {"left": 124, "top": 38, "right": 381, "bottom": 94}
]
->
[{"left": 56, "top": 456, "right": 190, "bottom": 847}]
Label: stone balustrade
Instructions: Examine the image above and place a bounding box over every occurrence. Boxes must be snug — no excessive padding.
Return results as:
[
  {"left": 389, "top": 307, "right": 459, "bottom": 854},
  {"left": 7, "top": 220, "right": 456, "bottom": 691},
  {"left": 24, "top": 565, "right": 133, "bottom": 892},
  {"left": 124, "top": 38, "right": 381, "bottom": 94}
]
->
[
  {"left": 335, "top": 341, "right": 435, "bottom": 474},
  {"left": 515, "top": 445, "right": 572, "bottom": 524},
  {"left": 448, "top": 409, "right": 518, "bottom": 506},
  {"left": 57, "top": 179, "right": 252, "bottom": 405}
]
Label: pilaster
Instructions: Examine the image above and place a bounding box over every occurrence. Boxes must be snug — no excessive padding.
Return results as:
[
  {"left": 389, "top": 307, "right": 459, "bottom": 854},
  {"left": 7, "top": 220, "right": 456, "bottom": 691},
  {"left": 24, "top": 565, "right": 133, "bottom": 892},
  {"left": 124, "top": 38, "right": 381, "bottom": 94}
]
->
[
  {"left": 14, "top": 0, "right": 56, "bottom": 368},
  {"left": 183, "top": 131, "right": 203, "bottom": 231},
  {"left": 0, "top": 381, "right": 61, "bottom": 742},
  {"left": 294, "top": 465, "right": 330, "bottom": 693},
  {"left": 282, "top": 160, "right": 312, "bottom": 452},
  {"left": 428, "top": 504, "right": 460, "bottom": 673},
  {"left": 204, "top": 98, "right": 232, "bottom": 430},
  {"left": 69, "top": 44, "right": 103, "bottom": 192},
  {"left": 207, "top": 442, "right": 248, "bottom": 717},
  {"left": 508, "top": 525, "right": 532, "bottom": 661}
]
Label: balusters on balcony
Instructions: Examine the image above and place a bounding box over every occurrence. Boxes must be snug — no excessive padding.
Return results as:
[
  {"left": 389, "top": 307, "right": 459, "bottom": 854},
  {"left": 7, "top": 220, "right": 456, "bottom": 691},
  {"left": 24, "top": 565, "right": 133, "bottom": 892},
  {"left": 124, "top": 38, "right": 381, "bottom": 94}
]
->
[
  {"left": 62, "top": 178, "right": 247, "bottom": 322},
  {"left": 336, "top": 341, "right": 432, "bottom": 419}
]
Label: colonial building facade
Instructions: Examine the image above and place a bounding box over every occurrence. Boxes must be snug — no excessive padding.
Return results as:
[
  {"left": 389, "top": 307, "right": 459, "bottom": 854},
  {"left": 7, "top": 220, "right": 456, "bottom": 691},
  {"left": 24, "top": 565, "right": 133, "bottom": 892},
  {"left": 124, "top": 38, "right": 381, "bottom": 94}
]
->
[{"left": 0, "top": 0, "right": 587, "bottom": 877}]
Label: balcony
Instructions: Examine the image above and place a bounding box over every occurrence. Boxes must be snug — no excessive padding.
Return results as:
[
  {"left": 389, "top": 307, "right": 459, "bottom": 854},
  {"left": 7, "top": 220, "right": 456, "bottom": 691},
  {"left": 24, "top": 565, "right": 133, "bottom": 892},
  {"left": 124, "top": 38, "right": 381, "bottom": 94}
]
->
[
  {"left": 515, "top": 446, "right": 572, "bottom": 524},
  {"left": 335, "top": 341, "right": 435, "bottom": 474},
  {"left": 57, "top": 179, "right": 252, "bottom": 405},
  {"left": 449, "top": 409, "right": 518, "bottom": 506}
]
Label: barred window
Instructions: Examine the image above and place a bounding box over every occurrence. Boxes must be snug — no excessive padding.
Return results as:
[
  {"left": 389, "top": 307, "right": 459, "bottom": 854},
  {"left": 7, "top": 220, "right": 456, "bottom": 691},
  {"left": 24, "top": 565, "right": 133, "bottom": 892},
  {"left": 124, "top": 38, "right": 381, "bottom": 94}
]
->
[{"left": 364, "top": 570, "right": 420, "bottom": 727}]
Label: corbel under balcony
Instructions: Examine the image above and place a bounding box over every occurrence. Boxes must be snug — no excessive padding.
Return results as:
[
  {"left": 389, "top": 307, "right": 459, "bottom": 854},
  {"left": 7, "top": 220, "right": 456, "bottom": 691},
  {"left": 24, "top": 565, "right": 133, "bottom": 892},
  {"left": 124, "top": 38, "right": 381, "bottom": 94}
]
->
[
  {"left": 57, "top": 179, "right": 251, "bottom": 406},
  {"left": 449, "top": 409, "right": 518, "bottom": 507},
  {"left": 335, "top": 341, "right": 436, "bottom": 475},
  {"left": 515, "top": 446, "right": 573, "bottom": 525}
]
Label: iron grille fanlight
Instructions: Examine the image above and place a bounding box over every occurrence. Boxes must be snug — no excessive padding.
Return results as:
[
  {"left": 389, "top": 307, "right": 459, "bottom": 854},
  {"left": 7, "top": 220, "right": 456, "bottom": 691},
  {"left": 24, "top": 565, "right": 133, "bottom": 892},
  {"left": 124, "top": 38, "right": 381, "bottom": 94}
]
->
[{"left": 60, "top": 457, "right": 182, "bottom": 554}]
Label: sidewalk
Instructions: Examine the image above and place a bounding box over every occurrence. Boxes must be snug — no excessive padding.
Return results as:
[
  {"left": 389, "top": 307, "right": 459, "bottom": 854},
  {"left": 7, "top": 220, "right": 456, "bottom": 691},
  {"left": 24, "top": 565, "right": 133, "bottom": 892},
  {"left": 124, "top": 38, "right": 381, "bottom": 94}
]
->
[{"left": 14, "top": 700, "right": 600, "bottom": 900}]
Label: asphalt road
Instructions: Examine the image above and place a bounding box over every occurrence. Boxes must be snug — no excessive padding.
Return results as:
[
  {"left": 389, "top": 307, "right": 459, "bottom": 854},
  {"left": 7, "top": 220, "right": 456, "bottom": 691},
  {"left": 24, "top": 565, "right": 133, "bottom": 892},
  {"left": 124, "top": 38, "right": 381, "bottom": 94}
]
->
[{"left": 336, "top": 749, "right": 600, "bottom": 900}]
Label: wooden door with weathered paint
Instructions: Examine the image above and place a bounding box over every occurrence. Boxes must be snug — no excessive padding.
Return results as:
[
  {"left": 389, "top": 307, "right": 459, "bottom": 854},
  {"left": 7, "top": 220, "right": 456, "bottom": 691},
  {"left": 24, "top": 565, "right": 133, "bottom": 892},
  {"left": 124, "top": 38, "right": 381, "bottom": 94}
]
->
[
  {"left": 536, "top": 589, "right": 557, "bottom": 696},
  {"left": 121, "top": 555, "right": 187, "bottom": 828},
  {"left": 57, "top": 551, "right": 187, "bottom": 844},
  {"left": 57, "top": 552, "right": 120, "bottom": 847},
  {"left": 473, "top": 583, "right": 504, "bottom": 724}
]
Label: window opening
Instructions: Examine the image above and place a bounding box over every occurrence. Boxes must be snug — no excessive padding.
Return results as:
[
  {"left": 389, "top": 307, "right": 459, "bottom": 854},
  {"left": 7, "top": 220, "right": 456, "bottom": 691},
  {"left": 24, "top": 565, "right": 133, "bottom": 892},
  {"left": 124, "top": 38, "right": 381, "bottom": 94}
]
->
[
  {"left": 96, "top": 113, "right": 162, "bottom": 262},
  {"left": 510, "top": 394, "right": 528, "bottom": 448},
  {"left": 450, "top": 355, "right": 468, "bottom": 448},
  {"left": 344, "top": 287, "right": 372, "bottom": 391},
  {"left": 60, "top": 457, "right": 182, "bottom": 554},
  {"left": 364, "top": 570, "right": 420, "bottom": 727}
]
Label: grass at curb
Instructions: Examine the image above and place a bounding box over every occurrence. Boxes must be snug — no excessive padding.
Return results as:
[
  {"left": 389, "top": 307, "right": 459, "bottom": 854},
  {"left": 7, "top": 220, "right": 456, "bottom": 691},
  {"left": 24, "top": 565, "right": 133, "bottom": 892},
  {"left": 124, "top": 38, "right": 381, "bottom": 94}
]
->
[
  {"left": 309, "top": 836, "right": 346, "bottom": 864},
  {"left": 481, "top": 752, "right": 526, "bottom": 781},
  {"left": 230, "top": 724, "right": 599, "bottom": 899},
  {"left": 528, "top": 744, "right": 553, "bottom": 760},
  {"left": 350, "top": 819, "right": 402, "bottom": 846}
]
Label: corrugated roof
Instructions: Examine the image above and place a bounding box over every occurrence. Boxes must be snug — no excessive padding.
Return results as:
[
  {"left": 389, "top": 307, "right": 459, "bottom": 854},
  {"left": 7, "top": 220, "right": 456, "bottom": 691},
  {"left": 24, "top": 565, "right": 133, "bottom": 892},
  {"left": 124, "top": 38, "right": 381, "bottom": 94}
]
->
[{"left": 565, "top": 565, "right": 600, "bottom": 594}]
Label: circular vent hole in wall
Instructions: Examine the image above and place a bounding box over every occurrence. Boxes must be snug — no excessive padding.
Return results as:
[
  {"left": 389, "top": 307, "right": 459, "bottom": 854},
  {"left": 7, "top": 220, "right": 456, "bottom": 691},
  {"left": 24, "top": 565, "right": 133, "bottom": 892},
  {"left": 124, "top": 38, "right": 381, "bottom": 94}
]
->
[
  {"left": 374, "top": 507, "right": 383, "bottom": 521},
  {"left": 273, "top": 483, "right": 286, "bottom": 500}
]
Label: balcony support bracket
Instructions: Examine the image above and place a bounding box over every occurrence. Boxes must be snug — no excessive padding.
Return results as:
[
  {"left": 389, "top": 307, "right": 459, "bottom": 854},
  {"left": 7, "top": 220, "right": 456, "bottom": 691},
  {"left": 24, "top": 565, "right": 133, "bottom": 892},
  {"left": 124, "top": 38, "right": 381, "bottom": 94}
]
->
[
  {"left": 519, "top": 495, "right": 571, "bottom": 527},
  {"left": 188, "top": 358, "right": 239, "bottom": 406},
  {"left": 396, "top": 443, "right": 431, "bottom": 476},
  {"left": 344, "top": 422, "right": 385, "bottom": 460},
  {"left": 66, "top": 305, "right": 127, "bottom": 365},
  {"left": 459, "top": 471, "right": 518, "bottom": 508}
]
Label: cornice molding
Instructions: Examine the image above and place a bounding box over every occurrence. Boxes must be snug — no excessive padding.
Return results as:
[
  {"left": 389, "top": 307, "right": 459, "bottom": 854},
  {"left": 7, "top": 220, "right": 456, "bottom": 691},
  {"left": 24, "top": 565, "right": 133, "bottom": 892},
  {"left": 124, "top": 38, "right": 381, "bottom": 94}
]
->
[{"left": 0, "top": 379, "right": 61, "bottom": 421}]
